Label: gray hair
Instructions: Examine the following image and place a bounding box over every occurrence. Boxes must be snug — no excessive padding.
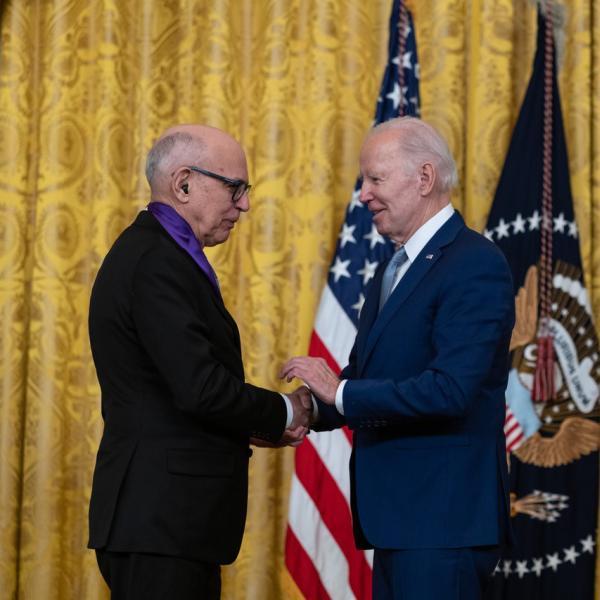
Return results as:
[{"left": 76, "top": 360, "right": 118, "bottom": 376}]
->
[
  {"left": 145, "top": 132, "right": 203, "bottom": 187},
  {"left": 371, "top": 117, "right": 458, "bottom": 192}
]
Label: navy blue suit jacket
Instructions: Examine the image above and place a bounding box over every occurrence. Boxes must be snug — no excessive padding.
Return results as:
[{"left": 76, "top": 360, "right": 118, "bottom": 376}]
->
[{"left": 317, "top": 212, "right": 515, "bottom": 550}]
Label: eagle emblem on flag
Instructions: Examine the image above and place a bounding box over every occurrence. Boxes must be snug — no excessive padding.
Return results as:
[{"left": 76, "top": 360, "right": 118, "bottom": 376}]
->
[{"left": 507, "top": 261, "right": 600, "bottom": 467}]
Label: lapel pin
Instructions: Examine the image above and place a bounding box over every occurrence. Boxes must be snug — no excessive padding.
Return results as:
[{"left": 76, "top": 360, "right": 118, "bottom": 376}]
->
[{"left": 425, "top": 254, "right": 434, "bottom": 260}]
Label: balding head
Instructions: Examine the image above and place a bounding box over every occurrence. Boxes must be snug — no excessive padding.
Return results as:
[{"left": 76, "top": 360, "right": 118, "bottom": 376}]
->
[
  {"left": 368, "top": 117, "right": 458, "bottom": 193},
  {"left": 145, "top": 124, "right": 243, "bottom": 192},
  {"left": 359, "top": 117, "right": 456, "bottom": 244},
  {"left": 145, "top": 132, "right": 200, "bottom": 190},
  {"left": 145, "top": 124, "right": 250, "bottom": 246}
]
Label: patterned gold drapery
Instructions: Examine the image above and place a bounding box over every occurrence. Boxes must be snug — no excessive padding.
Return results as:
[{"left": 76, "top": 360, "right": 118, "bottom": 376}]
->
[{"left": 0, "top": 1, "right": 597, "bottom": 599}]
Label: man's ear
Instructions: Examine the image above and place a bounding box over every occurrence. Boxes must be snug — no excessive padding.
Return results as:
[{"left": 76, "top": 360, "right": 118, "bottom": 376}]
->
[
  {"left": 418, "top": 162, "right": 436, "bottom": 196},
  {"left": 172, "top": 167, "right": 191, "bottom": 202}
]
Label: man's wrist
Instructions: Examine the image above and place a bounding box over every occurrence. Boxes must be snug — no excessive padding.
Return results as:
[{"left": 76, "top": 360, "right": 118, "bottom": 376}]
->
[
  {"left": 335, "top": 380, "right": 347, "bottom": 415},
  {"left": 308, "top": 393, "right": 318, "bottom": 423},
  {"left": 280, "top": 393, "right": 293, "bottom": 428}
]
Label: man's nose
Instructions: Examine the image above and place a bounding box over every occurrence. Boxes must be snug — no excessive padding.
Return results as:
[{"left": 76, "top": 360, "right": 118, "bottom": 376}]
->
[
  {"left": 359, "top": 183, "right": 371, "bottom": 203},
  {"left": 236, "top": 190, "right": 250, "bottom": 212}
]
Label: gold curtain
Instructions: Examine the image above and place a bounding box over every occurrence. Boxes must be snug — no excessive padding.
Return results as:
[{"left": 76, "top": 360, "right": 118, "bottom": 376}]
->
[{"left": 0, "top": 1, "right": 597, "bottom": 599}]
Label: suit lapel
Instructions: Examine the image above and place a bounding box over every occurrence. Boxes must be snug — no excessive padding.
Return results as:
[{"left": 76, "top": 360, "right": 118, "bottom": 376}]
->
[
  {"left": 356, "top": 263, "right": 386, "bottom": 364},
  {"left": 137, "top": 211, "right": 240, "bottom": 346},
  {"left": 358, "top": 212, "right": 465, "bottom": 374}
]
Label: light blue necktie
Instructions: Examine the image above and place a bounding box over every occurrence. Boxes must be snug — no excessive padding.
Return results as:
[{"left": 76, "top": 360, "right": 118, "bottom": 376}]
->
[{"left": 379, "top": 247, "right": 408, "bottom": 311}]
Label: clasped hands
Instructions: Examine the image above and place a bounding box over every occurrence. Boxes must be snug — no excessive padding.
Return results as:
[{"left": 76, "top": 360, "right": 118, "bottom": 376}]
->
[
  {"left": 252, "top": 357, "right": 339, "bottom": 448},
  {"left": 250, "top": 385, "right": 313, "bottom": 448}
]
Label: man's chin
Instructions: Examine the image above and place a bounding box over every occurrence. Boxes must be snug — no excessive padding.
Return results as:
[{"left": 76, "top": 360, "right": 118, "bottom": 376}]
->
[
  {"left": 372, "top": 213, "right": 386, "bottom": 232},
  {"left": 373, "top": 220, "right": 388, "bottom": 237},
  {"left": 206, "top": 230, "right": 232, "bottom": 247}
]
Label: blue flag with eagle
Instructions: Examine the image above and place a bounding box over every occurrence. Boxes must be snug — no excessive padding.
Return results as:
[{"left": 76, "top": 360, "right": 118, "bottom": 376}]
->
[{"left": 483, "top": 8, "right": 599, "bottom": 599}]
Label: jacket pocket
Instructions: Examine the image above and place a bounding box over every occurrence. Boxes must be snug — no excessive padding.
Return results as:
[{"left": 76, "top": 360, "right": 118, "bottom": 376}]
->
[{"left": 166, "top": 448, "right": 235, "bottom": 477}]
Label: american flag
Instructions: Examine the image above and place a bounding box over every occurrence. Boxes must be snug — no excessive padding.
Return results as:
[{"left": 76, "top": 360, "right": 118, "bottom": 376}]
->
[{"left": 284, "top": 2, "right": 420, "bottom": 598}]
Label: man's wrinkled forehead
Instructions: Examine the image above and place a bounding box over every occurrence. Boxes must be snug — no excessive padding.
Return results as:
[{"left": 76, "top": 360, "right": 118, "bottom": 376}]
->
[{"left": 361, "top": 131, "right": 404, "bottom": 164}]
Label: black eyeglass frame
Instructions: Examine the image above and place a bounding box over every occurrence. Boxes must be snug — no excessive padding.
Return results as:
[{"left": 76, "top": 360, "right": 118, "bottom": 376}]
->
[{"left": 187, "top": 166, "right": 251, "bottom": 204}]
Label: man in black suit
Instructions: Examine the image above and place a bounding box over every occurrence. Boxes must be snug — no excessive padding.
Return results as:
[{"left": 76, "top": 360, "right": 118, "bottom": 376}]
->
[{"left": 88, "top": 124, "right": 311, "bottom": 599}]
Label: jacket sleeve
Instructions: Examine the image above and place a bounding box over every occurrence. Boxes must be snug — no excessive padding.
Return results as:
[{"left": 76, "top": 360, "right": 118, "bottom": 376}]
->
[{"left": 131, "top": 249, "right": 287, "bottom": 442}]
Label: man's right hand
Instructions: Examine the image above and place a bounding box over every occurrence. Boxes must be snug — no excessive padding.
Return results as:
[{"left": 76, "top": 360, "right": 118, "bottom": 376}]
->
[
  {"left": 271, "top": 385, "right": 313, "bottom": 446},
  {"left": 288, "top": 385, "right": 313, "bottom": 430},
  {"left": 252, "top": 387, "right": 313, "bottom": 448}
]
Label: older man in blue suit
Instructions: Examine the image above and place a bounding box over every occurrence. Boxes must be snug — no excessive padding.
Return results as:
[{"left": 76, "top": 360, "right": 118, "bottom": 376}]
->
[{"left": 282, "top": 117, "right": 515, "bottom": 600}]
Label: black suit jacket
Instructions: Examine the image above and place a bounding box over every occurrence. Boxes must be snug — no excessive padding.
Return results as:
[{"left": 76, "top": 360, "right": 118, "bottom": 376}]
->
[{"left": 88, "top": 210, "right": 286, "bottom": 564}]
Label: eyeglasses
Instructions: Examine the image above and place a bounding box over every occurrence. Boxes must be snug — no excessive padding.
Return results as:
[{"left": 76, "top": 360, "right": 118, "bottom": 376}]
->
[{"left": 187, "top": 166, "right": 251, "bottom": 204}]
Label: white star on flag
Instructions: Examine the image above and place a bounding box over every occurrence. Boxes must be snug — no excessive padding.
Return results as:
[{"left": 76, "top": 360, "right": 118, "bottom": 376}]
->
[
  {"left": 546, "top": 553, "right": 561, "bottom": 572},
  {"left": 495, "top": 218, "right": 510, "bottom": 239},
  {"left": 386, "top": 83, "right": 401, "bottom": 108},
  {"left": 391, "top": 47, "right": 414, "bottom": 68},
  {"left": 386, "top": 82, "right": 407, "bottom": 109},
  {"left": 338, "top": 223, "right": 357, "bottom": 248},
  {"left": 357, "top": 259, "right": 379, "bottom": 285},
  {"left": 502, "top": 560, "right": 512, "bottom": 577},
  {"left": 348, "top": 188, "right": 363, "bottom": 212},
  {"left": 364, "top": 223, "right": 385, "bottom": 249},
  {"left": 515, "top": 560, "right": 529, "bottom": 579},
  {"left": 581, "top": 535, "right": 595, "bottom": 553},
  {"left": 531, "top": 558, "right": 544, "bottom": 577},
  {"left": 512, "top": 213, "right": 526, "bottom": 233},
  {"left": 553, "top": 212, "right": 567, "bottom": 233},
  {"left": 329, "top": 257, "right": 351, "bottom": 283},
  {"left": 563, "top": 546, "right": 580, "bottom": 564},
  {"left": 568, "top": 220, "right": 578, "bottom": 237},
  {"left": 483, "top": 229, "right": 494, "bottom": 241},
  {"left": 351, "top": 293, "right": 365, "bottom": 315},
  {"left": 528, "top": 210, "right": 541, "bottom": 230}
]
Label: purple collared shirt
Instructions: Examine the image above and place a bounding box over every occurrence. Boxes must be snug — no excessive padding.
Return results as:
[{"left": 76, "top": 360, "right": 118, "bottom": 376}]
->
[{"left": 147, "top": 201, "right": 221, "bottom": 298}]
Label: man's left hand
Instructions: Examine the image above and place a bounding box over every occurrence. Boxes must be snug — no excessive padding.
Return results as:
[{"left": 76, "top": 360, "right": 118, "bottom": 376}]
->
[
  {"left": 279, "top": 357, "right": 338, "bottom": 405},
  {"left": 250, "top": 424, "right": 307, "bottom": 448}
]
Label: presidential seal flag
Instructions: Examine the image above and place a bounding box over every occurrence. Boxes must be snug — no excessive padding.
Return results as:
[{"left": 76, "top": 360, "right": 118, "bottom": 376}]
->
[
  {"left": 484, "top": 6, "right": 599, "bottom": 599},
  {"left": 284, "top": 1, "right": 420, "bottom": 598}
]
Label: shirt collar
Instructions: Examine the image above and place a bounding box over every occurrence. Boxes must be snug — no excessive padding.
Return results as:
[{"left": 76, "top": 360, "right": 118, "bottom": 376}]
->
[
  {"left": 403, "top": 203, "right": 455, "bottom": 263},
  {"left": 147, "top": 201, "right": 221, "bottom": 297}
]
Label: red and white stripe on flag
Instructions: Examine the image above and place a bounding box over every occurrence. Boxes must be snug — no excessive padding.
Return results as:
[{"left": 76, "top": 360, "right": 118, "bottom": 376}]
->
[
  {"left": 285, "top": 287, "right": 373, "bottom": 600},
  {"left": 504, "top": 405, "right": 525, "bottom": 452}
]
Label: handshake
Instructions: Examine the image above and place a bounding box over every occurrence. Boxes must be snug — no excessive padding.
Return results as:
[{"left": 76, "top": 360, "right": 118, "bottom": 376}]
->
[
  {"left": 250, "top": 385, "right": 314, "bottom": 449},
  {"left": 252, "top": 356, "right": 341, "bottom": 449}
]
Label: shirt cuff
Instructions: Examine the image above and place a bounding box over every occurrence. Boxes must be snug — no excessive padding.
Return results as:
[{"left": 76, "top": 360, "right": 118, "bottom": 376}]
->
[
  {"left": 335, "top": 380, "right": 347, "bottom": 415},
  {"left": 281, "top": 393, "right": 293, "bottom": 428},
  {"left": 310, "top": 393, "right": 319, "bottom": 422}
]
